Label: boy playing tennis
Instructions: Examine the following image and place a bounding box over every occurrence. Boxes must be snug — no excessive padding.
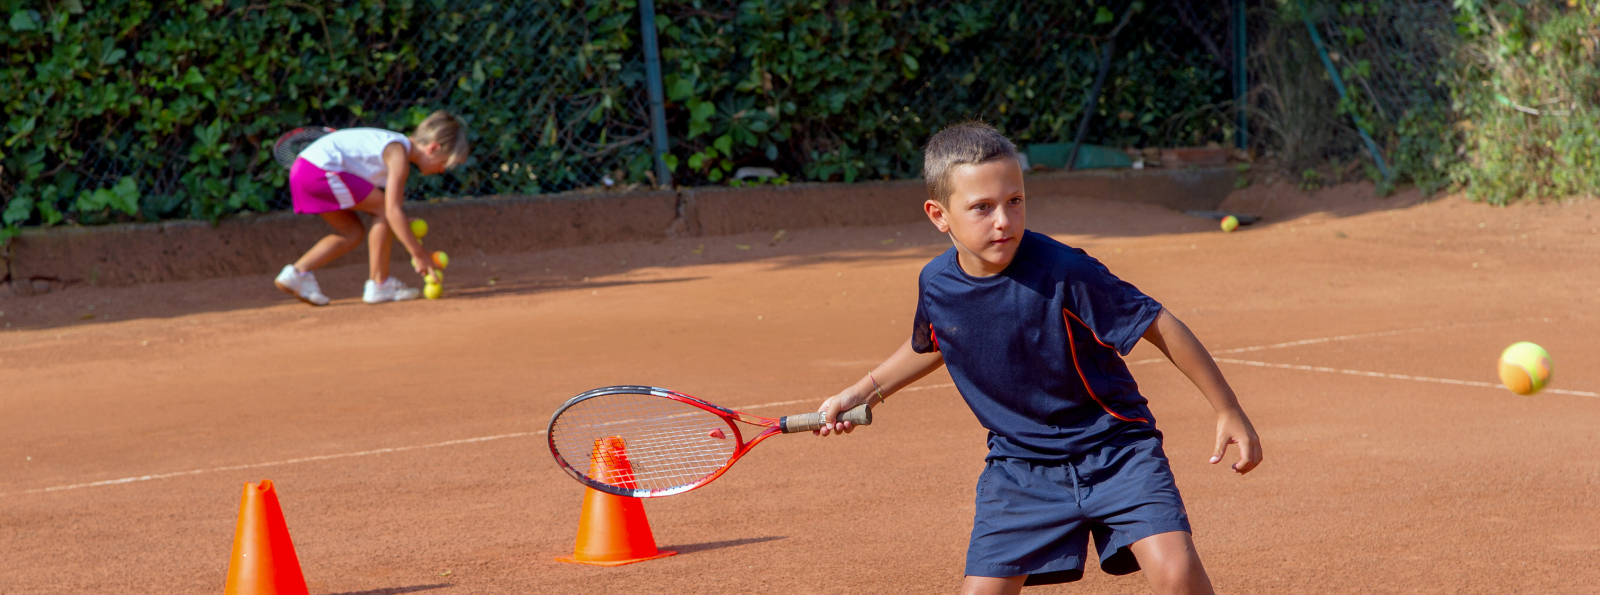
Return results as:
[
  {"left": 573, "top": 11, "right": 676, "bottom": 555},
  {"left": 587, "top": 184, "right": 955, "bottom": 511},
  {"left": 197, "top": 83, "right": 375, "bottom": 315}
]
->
[
  {"left": 273, "top": 111, "right": 468, "bottom": 305},
  {"left": 815, "top": 122, "right": 1262, "bottom": 595}
]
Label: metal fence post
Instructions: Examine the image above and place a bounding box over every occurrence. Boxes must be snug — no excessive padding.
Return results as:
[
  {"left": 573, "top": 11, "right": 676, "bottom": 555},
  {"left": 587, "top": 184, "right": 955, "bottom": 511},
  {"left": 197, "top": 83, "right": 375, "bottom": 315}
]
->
[
  {"left": 639, "top": 0, "right": 673, "bottom": 188},
  {"left": 1299, "top": 1, "right": 1390, "bottom": 180},
  {"left": 1233, "top": 0, "right": 1248, "bottom": 150}
]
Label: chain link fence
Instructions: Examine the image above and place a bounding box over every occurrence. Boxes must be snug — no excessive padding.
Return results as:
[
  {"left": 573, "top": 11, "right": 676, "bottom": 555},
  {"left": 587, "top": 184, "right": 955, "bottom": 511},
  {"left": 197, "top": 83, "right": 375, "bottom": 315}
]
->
[
  {"left": 344, "top": 1, "right": 657, "bottom": 211},
  {"left": 2, "top": 0, "right": 657, "bottom": 225},
  {"left": 643, "top": 0, "right": 1238, "bottom": 187},
  {"left": 4, "top": 0, "right": 1242, "bottom": 229},
  {"left": 240, "top": 1, "right": 658, "bottom": 211},
  {"left": 903, "top": 1, "right": 1233, "bottom": 154},
  {"left": 8, "top": 1, "right": 1585, "bottom": 230},
  {"left": 1242, "top": 0, "right": 1458, "bottom": 190}
]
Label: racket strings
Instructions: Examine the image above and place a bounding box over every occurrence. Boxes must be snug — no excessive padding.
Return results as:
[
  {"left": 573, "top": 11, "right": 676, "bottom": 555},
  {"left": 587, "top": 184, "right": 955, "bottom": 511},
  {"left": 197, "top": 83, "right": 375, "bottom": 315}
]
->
[
  {"left": 273, "top": 127, "right": 334, "bottom": 169},
  {"left": 551, "top": 393, "right": 739, "bottom": 493},
  {"left": 572, "top": 412, "right": 726, "bottom": 485}
]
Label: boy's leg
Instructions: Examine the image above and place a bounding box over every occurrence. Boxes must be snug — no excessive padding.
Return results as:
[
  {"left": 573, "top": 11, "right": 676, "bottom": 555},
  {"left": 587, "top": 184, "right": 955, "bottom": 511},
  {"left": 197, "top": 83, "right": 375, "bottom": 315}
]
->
[
  {"left": 1127, "top": 531, "right": 1214, "bottom": 595},
  {"left": 293, "top": 210, "right": 365, "bottom": 272},
  {"left": 351, "top": 188, "right": 392, "bottom": 282},
  {"left": 960, "top": 576, "right": 1025, "bottom": 595}
]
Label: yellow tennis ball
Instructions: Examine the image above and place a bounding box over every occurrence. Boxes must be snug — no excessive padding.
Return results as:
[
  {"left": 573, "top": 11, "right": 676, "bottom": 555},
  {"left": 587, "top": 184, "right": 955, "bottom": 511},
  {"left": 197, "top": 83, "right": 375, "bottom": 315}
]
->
[
  {"left": 424, "top": 270, "right": 442, "bottom": 285},
  {"left": 1220, "top": 215, "right": 1240, "bottom": 233},
  {"left": 423, "top": 282, "right": 442, "bottom": 300},
  {"left": 1498, "top": 342, "right": 1551, "bottom": 396},
  {"left": 432, "top": 250, "right": 449, "bottom": 269},
  {"left": 410, "top": 218, "right": 428, "bottom": 240}
]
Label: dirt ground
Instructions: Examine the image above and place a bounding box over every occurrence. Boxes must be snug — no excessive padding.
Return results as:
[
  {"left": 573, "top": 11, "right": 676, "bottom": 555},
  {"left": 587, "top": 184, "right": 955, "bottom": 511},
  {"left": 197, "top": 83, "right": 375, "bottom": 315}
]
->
[{"left": 3, "top": 181, "right": 1598, "bottom": 594}]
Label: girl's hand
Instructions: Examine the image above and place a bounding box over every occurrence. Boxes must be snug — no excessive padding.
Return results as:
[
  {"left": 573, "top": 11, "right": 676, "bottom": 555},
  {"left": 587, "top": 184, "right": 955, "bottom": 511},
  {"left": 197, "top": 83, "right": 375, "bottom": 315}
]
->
[
  {"left": 814, "top": 388, "right": 874, "bottom": 437},
  {"left": 411, "top": 256, "right": 435, "bottom": 279},
  {"left": 1211, "top": 409, "right": 1263, "bottom": 474}
]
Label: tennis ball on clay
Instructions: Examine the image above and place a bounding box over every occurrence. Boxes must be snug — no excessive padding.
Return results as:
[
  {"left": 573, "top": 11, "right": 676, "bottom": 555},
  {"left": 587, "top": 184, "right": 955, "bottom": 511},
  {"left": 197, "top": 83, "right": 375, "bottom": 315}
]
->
[
  {"left": 431, "top": 250, "right": 450, "bottom": 269},
  {"left": 1220, "top": 215, "right": 1240, "bottom": 233},
  {"left": 410, "top": 218, "right": 428, "bottom": 240},
  {"left": 423, "top": 282, "right": 442, "bottom": 300},
  {"left": 1498, "top": 342, "right": 1551, "bottom": 396}
]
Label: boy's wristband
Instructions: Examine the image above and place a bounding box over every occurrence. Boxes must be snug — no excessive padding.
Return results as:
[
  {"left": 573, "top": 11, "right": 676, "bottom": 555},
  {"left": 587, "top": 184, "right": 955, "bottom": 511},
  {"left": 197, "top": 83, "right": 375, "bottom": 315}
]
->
[{"left": 868, "top": 372, "right": 887, "bottom": 405}]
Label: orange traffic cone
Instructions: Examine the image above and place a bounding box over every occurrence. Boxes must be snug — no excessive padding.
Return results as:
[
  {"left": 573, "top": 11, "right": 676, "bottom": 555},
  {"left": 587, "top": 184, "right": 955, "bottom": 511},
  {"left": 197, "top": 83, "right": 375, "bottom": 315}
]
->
[
  {"left": 223, "top": 480, "right": 309, "bottom": 595},
  {"left": 556, "top": 437, "right": 677, "bottom": 566}
]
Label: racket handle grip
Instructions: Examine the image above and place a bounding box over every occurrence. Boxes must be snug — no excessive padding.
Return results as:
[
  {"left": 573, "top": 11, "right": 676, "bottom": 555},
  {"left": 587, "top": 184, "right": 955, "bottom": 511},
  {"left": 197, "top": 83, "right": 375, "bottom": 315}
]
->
[{"left": 779, "top": 404, "right": 873, "bottom": 433}]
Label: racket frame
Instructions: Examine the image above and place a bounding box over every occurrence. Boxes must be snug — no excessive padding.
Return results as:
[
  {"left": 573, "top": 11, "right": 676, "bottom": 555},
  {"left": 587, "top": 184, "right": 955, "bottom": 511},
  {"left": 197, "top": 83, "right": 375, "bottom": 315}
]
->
[
  {"left": 271, "top": 126, "right": 336, "bottom": 170},
  {"left": 547, "top": 385, "right": 842, "bottom": 498}
]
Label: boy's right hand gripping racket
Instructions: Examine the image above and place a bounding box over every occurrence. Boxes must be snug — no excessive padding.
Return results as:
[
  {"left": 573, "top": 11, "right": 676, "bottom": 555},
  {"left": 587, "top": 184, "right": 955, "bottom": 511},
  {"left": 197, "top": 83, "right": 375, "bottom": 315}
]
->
[
  {"left": 548, "top": 386, "right": 872, "bottom": 498},
  {"left": 271, "top": 126, "right": 336, "bottom": 169}
]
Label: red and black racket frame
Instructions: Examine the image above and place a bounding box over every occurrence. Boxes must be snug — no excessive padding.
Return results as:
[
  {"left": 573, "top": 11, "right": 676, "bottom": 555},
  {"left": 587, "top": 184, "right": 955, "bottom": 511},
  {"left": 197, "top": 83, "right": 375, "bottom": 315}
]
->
[{"left": 547, "top": 385, "right": 801, "bottom": 498}]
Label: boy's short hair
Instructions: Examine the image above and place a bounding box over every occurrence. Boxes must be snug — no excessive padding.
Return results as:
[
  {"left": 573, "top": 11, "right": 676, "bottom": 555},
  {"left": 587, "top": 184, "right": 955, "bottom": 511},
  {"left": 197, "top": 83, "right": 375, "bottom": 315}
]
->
[
  {"left": 413, "top": 110, "right": 471, "bottom": 169},
  {"left": 923, "top": 121, "right": 1019, "bottom": 205}
]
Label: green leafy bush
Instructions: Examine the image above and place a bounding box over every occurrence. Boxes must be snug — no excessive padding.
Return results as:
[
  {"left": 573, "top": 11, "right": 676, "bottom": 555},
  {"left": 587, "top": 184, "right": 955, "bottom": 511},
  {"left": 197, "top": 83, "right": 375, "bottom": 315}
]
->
[
  {"left": 1251, "top": 1, "right": 1460, "bottom": 194},
  {"left": 655, "top": 0, "right": 1230, "bottom": 184},
  {"left": 1255, "top": 1, "right": 1599, "bottom": 202},
  {"left": 1450, "top": 1, "right": 1600, "bottom": 204},
  {"left": 0, "top": 0, "right": 650, "bottom": 239},
  {"left": 1, "top": 0, "right": 1233, "bottom": 239},
  {"left": 2, "top": 0, "right": 411, "bottom": 233}
]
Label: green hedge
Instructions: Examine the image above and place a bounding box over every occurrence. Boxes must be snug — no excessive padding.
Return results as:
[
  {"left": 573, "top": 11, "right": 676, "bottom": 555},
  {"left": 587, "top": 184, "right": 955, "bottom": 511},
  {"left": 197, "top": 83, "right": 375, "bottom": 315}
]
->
[
  {"left": 654, "top": 1, "right": 1229, "bottom": 185},
  {"left": 1, "top": 0, "right": 650, "bottom": 237},
  {"left": 1449, "top": 1, "right": 1600, "bottom": 204},
  {"left": 3, "top": 0, "right": 409, "bottom": 229},
  {"left": 0, "top": 0, "right": 1232, "bottom": 239},
  {"left": 1256, "top": 1, "right": 1600, "bottom": 203}
]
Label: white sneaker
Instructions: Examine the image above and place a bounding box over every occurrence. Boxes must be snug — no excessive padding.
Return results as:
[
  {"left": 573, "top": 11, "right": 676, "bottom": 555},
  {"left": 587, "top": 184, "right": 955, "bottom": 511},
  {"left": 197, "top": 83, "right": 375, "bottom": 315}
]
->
[
  {"left": 274, "top": 265, "right": 330, "bottom": 306},
  {"left": 363, "top": 277, "right": 421, "bottom": 304}
]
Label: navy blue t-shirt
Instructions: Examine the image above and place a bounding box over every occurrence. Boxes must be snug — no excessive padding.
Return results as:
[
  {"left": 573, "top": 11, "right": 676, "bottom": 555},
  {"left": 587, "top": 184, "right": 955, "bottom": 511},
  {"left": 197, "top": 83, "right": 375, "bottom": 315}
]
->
[{"left": 912, "top": 230, "right": 1164, "bottom": 462}]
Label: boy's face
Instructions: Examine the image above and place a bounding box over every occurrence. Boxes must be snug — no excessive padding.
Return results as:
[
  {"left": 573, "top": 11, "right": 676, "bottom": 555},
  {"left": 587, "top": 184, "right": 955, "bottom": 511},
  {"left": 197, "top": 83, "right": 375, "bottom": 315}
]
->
[{"left": 925, "top": 157, "right": 1026, "bottom": 276}]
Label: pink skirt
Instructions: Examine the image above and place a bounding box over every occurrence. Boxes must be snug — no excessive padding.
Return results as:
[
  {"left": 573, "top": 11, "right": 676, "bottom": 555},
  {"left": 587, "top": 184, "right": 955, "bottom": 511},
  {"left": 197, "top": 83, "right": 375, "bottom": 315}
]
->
[{"left": 289, "top": 158, "right": 376, "bottom": 214}]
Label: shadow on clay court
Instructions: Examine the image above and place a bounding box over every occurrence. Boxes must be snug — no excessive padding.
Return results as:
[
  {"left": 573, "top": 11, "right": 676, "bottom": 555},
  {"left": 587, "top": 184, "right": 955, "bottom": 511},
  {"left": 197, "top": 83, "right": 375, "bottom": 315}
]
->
[
  {"left": 322, "top": 584, "right": 451, "bottom": 595},
  {"left": 0, "top": 185, "right": 1424, "bottom": 333},
  {"left": 439, "top": 275, "right": 709, "bottom": 302},
  {"left": 663, "top": 535, "right": 788, "bottom": 556}
]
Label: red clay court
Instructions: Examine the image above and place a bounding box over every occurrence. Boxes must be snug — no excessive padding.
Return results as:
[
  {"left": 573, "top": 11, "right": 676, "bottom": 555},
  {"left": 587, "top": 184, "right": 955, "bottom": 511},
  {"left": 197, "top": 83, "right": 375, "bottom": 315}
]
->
[{"left": 3, "top": 183, "right": 1598, "bottom": 594}]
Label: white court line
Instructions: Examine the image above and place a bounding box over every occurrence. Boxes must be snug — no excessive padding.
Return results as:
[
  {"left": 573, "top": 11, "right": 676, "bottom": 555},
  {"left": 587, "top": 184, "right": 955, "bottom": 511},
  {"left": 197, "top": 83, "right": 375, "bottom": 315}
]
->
[
  {"left": 1213, "top": 325, "right": 1448, "bottom": 355},
  {"left": 7, "top": 431, "right": 543, "bottom": 497},
  {"left": 1129, "top": 325, "right": 1445, "bottom": 365},
  {"left": 1214, "top": 358, "right": 1599, "bottom": 398},
  {"left": 0, "top": 395, "right": 957, "bottom": 498},
  {"left": 30, "top": 357, "right": 1587, "bottom": 500}
]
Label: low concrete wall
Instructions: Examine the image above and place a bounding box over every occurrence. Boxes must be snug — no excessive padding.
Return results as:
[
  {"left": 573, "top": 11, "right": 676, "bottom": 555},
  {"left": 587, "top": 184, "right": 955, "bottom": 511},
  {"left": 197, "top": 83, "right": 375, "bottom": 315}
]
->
[
  {"left": 1025, "top": 167, "right": 1240, "bottom": 212},
  {"left": 3, "top": 166, "right": 1236, "bottom": 290},
  {"left": 6, "top": 191, "right": 679, "bottom": 291},
  {"left": 686, "top": 179, "right": 928, "bottom": 236}
]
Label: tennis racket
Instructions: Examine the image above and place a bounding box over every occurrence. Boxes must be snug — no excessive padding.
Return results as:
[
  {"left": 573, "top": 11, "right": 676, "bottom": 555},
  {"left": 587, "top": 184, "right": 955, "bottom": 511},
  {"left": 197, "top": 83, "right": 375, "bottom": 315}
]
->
[
  {"left": 548, "top": 385, "right": 872, "bottom": 498},
  {"left": 271, "top": 126, "right": 336, "bottom": 169}
]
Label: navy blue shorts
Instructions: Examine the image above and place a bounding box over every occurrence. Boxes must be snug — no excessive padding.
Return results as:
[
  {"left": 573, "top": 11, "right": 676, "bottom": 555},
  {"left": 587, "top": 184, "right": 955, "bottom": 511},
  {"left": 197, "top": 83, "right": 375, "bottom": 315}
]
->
[{"left": 965, "top": 434, "right": 1191, "bottom": 585}]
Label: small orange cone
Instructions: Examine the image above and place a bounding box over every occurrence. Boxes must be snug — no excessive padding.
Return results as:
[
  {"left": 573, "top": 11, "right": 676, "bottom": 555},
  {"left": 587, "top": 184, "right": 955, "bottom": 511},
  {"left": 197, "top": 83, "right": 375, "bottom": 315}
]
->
[
  {"left": 556, "top": 437, "right": 677, "bottom": 566},
  {"left": 223, "top": 480, "right": 309, "bottom": 595}
]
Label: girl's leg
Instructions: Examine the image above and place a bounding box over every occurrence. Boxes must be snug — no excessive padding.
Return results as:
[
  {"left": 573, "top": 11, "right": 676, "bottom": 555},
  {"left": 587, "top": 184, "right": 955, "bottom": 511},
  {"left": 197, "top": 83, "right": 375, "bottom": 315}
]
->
[
  {"left": 367, "top": 216, "right": 393, "bottom": 282},
  {"left": 960, "top": 576, "right": 1025, "bottom": 595},
  {"left": 293, "top": 210, "right": 366, "bottom": 272},
  {"left": 1127, "top": 531, "right": 1214, "bottom": 595},
  {"left": 351, "top": 188, "right": 392, "bottom": 282}
]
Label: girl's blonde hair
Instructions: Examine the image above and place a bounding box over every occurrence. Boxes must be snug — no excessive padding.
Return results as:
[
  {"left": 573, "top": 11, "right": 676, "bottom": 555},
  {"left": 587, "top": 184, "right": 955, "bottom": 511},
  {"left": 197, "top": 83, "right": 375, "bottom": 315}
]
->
[{"left": 413, "top": 110, "right": 471, "bottom": 169}]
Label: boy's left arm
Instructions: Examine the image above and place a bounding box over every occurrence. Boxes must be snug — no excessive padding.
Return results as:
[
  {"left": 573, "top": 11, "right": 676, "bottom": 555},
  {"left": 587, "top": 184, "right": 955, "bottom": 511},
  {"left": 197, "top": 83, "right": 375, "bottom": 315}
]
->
[{"left": 1141, "top": 308, "right": 1263, "bottom": 474}]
